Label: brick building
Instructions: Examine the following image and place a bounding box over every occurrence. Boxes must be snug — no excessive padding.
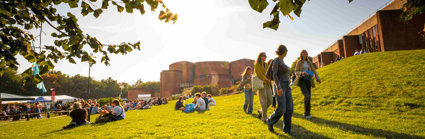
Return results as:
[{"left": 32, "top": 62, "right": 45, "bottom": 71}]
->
[
  {"left": 313, "top": 0, "right": 425, "bottom": 68},
  {"left": 159, "top": 59, "right": 254, "bottom": 98}
]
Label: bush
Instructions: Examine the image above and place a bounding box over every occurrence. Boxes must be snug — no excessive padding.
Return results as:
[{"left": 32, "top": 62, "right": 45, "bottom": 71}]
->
[
  {"left": 98, "top": 97, "right": 123, "bottom": 106},
  {"left": 170, "top": 94, "right": 183, "bottom": 100},
  {"left": 186, "top": 85, "right": 219, "bottom": 96},
  {"left": 219, "top": 88, "right": 232, "bottom": 95}
]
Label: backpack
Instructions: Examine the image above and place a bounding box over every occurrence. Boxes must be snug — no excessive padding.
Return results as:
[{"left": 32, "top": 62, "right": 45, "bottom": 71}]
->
[
  {"left": 184, "top": 104, "right": 195, "bottom": 113},
  {"left": 266, "top": 59, "right": 275, "bottom": 81}
]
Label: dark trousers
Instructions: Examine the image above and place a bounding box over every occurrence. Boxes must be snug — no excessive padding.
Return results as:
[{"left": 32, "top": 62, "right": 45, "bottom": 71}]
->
[
  {"left": 299, "top": 78, "right": 311, "bottom": 116},
  {"left": 271, "top": 84, "right": 277, "bottom": 108},
  {"left": 268, "top": 81, "right": 293, "bottom": 133}
]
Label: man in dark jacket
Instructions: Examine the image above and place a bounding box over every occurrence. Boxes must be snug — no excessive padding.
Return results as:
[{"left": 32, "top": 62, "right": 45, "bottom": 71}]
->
[{"left": 201, "top": 92, "right": 209, "bottom": 110}]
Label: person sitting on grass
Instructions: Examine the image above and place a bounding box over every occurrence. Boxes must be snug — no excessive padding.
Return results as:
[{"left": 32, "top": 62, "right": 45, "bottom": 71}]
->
[
  {"left": 63, "top": 102, "right": 90, "bottom": 129},
  {"left": 201, "top": 92, "right": 209, "bottom": 110},
  {"left": 106, "top": 103, "right": 112, "bottom": 112},
  {"left": 194, "top": 93, "right": 206, "bottom": 111},
  {"left": 207, "top": 94, "right": 216, "bottom": 107},
  {"left": 175, "top": 96, "right": 185, "bottom": 110},
  {"left": 109, "top": 99, "right": 125, "bottom": 121}
]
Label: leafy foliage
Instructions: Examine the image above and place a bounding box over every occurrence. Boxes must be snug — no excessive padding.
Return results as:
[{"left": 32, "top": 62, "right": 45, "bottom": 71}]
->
[
  {"left": 248, "top": 0, "right": 424, "bottom": 30},
  {"left": 0, "top": 0, "right": 178, "bottom": 84},
  {"left": 0, "top": 69, "right": 129, "bottom": 99},
  {"left": 132, "top": 80, "right": 160, "bottom": 92},
  {"left": 97, "top": 97, "right": 122, "bottom": 106},
  {"left": 183, "top": 85, "right": 219, "bottom": 96}
]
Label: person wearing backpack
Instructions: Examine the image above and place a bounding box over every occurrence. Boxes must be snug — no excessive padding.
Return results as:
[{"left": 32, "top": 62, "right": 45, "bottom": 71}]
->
[
  {"left": 294, "top": 50, "right": 321, "bottom": 119},
  {"left": 266, "top": 44, "right": 293, "bottom": 134},
  {"left": 254, "top": 52, "right": 272, "bottom": 122}
]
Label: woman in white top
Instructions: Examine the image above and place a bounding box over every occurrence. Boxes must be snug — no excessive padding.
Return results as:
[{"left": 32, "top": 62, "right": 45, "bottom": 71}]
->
[{"left": 294, "top": 50, "right": 321, "bottom": 119}]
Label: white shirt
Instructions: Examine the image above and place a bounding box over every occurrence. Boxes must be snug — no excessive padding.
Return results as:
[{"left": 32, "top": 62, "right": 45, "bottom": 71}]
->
[
  {"left": 195, "top": 98, "right": 206, "bottom": 110},
  {"left": 302, "top": 61, "right": 309, "bottom": 71},
  {"left": 354, "top": 51, "right": 360, "bottom": 55}
]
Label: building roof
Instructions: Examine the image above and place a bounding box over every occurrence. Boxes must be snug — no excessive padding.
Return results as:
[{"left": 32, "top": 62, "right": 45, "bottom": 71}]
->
[{"left": 0, "top": 93, "right": 35, "bottom": 101}]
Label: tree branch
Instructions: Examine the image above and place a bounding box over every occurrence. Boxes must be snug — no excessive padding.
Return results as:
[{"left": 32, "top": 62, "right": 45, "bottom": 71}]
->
[{"left": 43, "top": 17, "right": 68, "bottom": 36}]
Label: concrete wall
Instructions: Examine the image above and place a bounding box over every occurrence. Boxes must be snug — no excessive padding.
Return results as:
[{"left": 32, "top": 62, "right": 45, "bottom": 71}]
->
[
  {"left": 160, "top": 70, "right": 182, "bottom": 98},
  {"left": 230, "top": 59, "right": 254, "bottom": 82},
  {"left": 377, "top": 10, "right": 425, "bottom": 51},
  {"left": 169, "top": 61, "right": 194, "bottom": 87}
]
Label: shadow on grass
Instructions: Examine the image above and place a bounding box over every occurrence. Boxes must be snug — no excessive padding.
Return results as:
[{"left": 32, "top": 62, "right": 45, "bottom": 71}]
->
[
  {"left": 41, "top": 121, "right": 116, "bottom": 136},
  {"left": 293, "top": 113, "right": 424, "bottom": 139},
  {"left": 250, "top": 113, "right": 330, "bottom": 139}
]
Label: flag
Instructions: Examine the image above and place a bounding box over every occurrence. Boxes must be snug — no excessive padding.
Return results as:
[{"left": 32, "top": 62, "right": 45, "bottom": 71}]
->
[
  {"left": 32, "top": 62, "right": 39, "bottom": 76},
  {"left": 37, "top": 82, "right": 47, "bottom": 95},
  {"left": 51, "top": 91, "right": 55, "bottom": 102}
]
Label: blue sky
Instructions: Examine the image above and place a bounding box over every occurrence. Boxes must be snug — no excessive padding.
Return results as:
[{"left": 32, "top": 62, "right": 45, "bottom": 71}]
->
[{"left": 17, "top": 0, "right": 392, "bottom": 84}]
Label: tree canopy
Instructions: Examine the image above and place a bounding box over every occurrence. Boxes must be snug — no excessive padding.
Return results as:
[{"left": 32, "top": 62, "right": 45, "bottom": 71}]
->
[{"left": 0, "top": 0, "right": 177, "bottom": 84}]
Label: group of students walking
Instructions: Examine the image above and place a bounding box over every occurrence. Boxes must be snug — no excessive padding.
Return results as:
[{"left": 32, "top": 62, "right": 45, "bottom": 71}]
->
[{"left": 241, "top": 44, "right": 321, "bottom": 134}]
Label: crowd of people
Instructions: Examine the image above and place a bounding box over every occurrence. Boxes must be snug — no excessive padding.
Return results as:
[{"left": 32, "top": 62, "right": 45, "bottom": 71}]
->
[
  {"left": 124, "top": 97, "right": 168, "bottom": 111},
  {"left": 354, "top": 48, "right": 371, "bottom": 56},
  {"left": 0, "top": 96, "right": 169, "bottom": 129},
  {"left": 241, "top": 44, "right": 321, "bottom": 134},
  {"left": 175, "top": 92, "right": 215, "bottom": 112},
  {"left": 0, "top": 102, "right": 45, "bottom": 120}
]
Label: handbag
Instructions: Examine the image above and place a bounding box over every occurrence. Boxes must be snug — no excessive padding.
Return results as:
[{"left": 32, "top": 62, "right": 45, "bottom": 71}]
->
[
  {"left": 95, "top": 116, "right": 109, "bottom": 123},
  {"left": 252, "top": 76, "right": 264, "bottom": 90}
]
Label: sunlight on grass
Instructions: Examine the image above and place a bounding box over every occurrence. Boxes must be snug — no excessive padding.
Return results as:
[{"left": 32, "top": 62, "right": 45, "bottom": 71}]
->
[{"left": 0, "top": 50, "right": 424, "bottom": 138}]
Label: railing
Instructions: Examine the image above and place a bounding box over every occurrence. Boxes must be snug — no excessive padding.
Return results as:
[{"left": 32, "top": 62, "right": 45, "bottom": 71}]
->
[{"left": 0, "top": 110, "right": 71, "bottom": 121}]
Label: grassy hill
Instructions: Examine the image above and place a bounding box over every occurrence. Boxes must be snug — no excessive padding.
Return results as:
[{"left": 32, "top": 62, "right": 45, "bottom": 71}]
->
[{"left": 1, "top": 49, "right": 424, "bottom": 138}]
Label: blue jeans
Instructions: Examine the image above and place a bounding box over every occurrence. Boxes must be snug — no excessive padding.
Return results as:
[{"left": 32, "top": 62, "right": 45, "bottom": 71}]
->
[
  {"left": 268, "top": 81, "right": 293, "bottom": 133},
  {"left": 243, "top": 88, "right": 254, "bottom": 113}
]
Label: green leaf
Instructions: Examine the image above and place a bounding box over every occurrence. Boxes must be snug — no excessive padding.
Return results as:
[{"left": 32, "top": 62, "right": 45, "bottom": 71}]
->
[
  {"left": 248, "top": 0, "right": 269, "bottom": 13},
  {"left": 33, "top": 74, "right": 43, "bottom": 84},
  {"left": 94, "top": 9, "right": 103, "bottom": 18},
  {"left": 294, "top": 5, "right": 302, "bottom": 17},
  {"left": 279, "top": 0, "right": 295, "bottom": 15},
  {"left": 138, "top": 4, "right": 145, "bottom": 14},
  {"left": 68, "top": 57, "right": 76, "bottom": 64},
  {"left": 117, "top": 5, "right": 124, "bottom": 13},
  {"left": 81, "top": 9, "right": 89, "bottom": 16},
  {"left": 102, "top": 0, "right": 109, "bottom": 9},
  {"left": 125, "top": 4, "right": 134, "bottom": 13},
  {"left": 39, "top": 65, "right": 49, "bottom": 75}
]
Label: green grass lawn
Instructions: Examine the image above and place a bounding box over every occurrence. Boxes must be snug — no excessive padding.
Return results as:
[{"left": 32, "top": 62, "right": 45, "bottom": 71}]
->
[{"left": 1, "top": 49, "right": 424, "bottom": 138}]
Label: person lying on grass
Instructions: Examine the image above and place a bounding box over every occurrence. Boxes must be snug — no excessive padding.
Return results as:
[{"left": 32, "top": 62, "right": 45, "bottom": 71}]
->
[
  {"left": 175, "top": 96, "right": 185, "bottom": 111},
  {"left": 194, "top": 93, "right": 206, "bottom": 111},
  {"left": 63, "top": 102, "right": 90, "bottom": 129}
]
